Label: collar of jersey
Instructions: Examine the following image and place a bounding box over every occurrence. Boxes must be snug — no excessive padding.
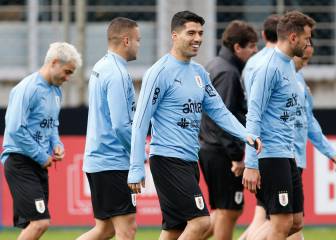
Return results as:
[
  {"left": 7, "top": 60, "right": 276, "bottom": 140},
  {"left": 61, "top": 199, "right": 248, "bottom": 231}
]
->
[
  {"left": 167, "top": 53, "right": 190, "bottom": 65},
  {"left": 274, "top": 47, "right": 291, "bottom": 62},
  {"left": 36, "top": 72, "right": 52, "bottom": 87},
  {"left": 107, "top": 51, "right": 127, "bottom": 67}
]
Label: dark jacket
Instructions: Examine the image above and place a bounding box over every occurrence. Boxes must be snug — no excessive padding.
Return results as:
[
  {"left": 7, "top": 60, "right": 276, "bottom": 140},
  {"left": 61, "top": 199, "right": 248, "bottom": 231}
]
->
[{"left": 199, "top": 46, "right": 247, "bottom": 161}]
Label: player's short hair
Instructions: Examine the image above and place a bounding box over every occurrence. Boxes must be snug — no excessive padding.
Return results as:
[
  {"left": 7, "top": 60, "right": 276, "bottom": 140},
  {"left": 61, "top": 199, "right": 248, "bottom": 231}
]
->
[
  {"left": 277, "top": 11, "right": 315, "bottom": 40},
  {"left": 222, "top": 20, "right": 258, "bottom": 52},
  {"left": 44, "top": 42, "right": 82, "bottom": 68},
  {"left": 171, "top": 10, "right": 205, "bottom": 32},
  {"left": 107, "top": 17, "right": 138, "bottom": 45},
  {"left": 263, "top": 14, "right": 281, "bottom": 43}
]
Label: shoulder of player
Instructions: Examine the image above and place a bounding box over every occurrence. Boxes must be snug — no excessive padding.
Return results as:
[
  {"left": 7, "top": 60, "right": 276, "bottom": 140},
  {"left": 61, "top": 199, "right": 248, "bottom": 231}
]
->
[
  {"left": 92, "top": 57, "right": 129, "bottom": 85},
  {"left": 142, "top": 55, "right": 170, "bottom": 84}
]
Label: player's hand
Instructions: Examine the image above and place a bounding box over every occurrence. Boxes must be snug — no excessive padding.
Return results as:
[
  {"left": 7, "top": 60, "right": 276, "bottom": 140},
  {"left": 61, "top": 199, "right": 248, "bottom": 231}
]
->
[
  {"left": 247, "top": 136, "right": 262, "bottom": 154},
  {"left": 231, "top": 161, "right": 244, "bottom": 177},
  {"left": 128, "top": 179, "right": 145, "bottom": 194},
  {"left": 53, "top": 145, "right": 64, "bottom": 161},
  {"left": 242, "top": 168, "right": 261, "bottom": 194},
  {"left": 43, "top": 156, "right": 53, "bottom": 169}
]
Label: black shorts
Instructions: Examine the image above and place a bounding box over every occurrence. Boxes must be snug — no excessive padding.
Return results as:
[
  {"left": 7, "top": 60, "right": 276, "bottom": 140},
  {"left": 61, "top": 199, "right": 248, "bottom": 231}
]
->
[
  {"left": 257, "top": 158, "right": 303, "bottom": 215},
  {"left": 149, "top": 155, "right": 209, "bottom": 230},
  {"left": 86, "top": 170, "right": 136, "bottom": 220},
  {"left": 4, "top": 153, "right": 50, "bottom": 228},
  {"left": 199, "top": 147, "right": 244, "bottom": 210}
]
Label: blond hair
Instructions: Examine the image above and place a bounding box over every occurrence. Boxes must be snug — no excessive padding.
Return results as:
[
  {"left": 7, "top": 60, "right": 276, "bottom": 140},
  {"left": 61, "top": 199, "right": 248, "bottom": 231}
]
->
[{"left": 44, "top": 42, "right": 82, "bottom": 69}]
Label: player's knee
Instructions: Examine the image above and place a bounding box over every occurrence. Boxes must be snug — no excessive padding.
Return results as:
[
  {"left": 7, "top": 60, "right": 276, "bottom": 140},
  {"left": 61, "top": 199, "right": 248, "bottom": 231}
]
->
[
  {"left": 115, "top": 222, "right": 136, "bottom": 240},
  {"left": 218, "top": 209, "right": 242, "bottom": 222},
  {"left": 190, "top": 216, "right": 211, "bottom": 235},
  {"left": 31, "top": 219, "right": 50, "bottom": 234},
  {"left": 291, "top": 218, "right": 303, "bottom": 234},
  {"left": 273, "top": 217, "right": 293, "bottom": 234},
  {"left": 101, "top": 228, "right": 115, "bottom": 239}
]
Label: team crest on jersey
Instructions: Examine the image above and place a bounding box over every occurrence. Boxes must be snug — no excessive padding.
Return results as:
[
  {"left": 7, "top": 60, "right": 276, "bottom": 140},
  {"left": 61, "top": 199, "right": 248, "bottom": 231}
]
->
[
  {"left": 194, "top": 195, "right": 205, "bottom": 210},
  {"left": 205, "top": 84, "right": 216, "bottom": 97},
  {"left": 234, "top": 191, "right": 243, "bottom": 204},
  {"left": 55, "top": 96, "right": 60, "bottom": 108},
  {"left": 131, "top": 193, "right": 136, "bottom": 207},
  {"left": 35, "top": 199, "right": 46, "bottom": 213},
  {"left": 194, "top": 75, "right": 203, "bottom": 88},
  {"left": 278, "top": 191, "right": 289, "bottom": 206}
]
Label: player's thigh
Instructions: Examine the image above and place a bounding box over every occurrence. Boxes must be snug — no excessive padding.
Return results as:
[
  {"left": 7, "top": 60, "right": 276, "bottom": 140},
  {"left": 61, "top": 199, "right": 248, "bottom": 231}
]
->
[
  {"left": 150, "top": 155, "right": 209, "bottom": 230},
  {"left": 86, "top": 170, "right": 136, "bottom": 220},
  {"left": 258, "top": 158, "right": 296, "bottom": 215}
]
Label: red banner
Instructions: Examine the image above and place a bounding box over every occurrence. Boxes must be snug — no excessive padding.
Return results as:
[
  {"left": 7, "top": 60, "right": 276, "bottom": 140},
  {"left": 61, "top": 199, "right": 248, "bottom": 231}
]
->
[{"left": 1, "top": 136, "right": 336, "bottom": 226}]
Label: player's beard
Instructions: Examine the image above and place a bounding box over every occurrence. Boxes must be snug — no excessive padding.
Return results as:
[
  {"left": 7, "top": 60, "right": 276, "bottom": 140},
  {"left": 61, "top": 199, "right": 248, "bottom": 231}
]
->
[{"left": 293, "top": 43, "right": 305, "bottom": 58}]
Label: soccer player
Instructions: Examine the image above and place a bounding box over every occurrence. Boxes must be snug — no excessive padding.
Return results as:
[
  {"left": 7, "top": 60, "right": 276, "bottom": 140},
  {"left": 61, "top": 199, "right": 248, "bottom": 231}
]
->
[
  {"left": 199, "top": 20, "right": 257, "bottom": 240},
  {"left": 127, "top": 11, "right": 261, "bottom": 240},
  {"left": 243, "top": 14, "right": 281, "bottom": 97},
  {"left": 239, "top": 14, "right": 281, "bottom": 240},
  {"left": 77, "top": 17, "right": 140, "bottom": 240},
  {"left": 1, "top": 42, "right": 82, "bottom": 240},
  {"left": 287, "top": 43, "right": 336, "bottom": 240},
  {"left": 243, "top": 11, "right": 315, "bottom": 240}
]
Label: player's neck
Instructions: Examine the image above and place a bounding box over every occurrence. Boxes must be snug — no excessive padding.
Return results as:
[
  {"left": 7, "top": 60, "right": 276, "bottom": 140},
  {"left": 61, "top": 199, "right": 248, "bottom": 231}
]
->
[
  {"left": 265, "top": 42, "right": 277, "bottom": 48},
  {"left": 108, "top": 46, "right": 128, "bottom": 62},
  {"left": 276, "top": 41, "right": 294, "bottom": 58},
  {"left": 38, "top": 65, "right": 52, "bottom": 84},
  {"left": 170, "top": 48, "right": 191, "bottom": 62}
]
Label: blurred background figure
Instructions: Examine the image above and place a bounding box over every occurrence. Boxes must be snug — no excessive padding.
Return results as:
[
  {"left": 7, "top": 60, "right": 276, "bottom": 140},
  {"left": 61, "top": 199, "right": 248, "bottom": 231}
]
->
[{"left": 199, "top": 20, "right": 257, "bottom": 240}]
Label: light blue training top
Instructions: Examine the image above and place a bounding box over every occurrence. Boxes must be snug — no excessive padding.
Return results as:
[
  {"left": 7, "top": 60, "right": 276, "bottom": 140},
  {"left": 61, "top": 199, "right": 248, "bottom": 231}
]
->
[
  {"left": 128, "top": 53, "right": 255, "bottom": 183},
  {"left": 294, "top": 71, "right": 336, "bottom": 168},
  {"left": 83, "top": 51, "right": 136, "bottom": 173},
  {"left": 1, "top": 72, "right": 63, "bottom": 166},
  {"left": 245, "top": 48, "right": 297, "bottom": 169}
]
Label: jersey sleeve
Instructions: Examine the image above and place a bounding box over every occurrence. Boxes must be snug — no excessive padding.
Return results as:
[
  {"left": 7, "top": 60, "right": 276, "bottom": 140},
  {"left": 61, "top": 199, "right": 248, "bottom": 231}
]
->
[
  {"left": 128, "top": 67, "right": 167, "bottom": 183},
  {"left": 49, "top": 119, "right": 63, "bottom": 150},
  {"left": 6, "top": 86, "right": 50, "bottom": 165},
  {"left": 245, "top": 65, "right": 277, "bottom": 168},
  {"left": 50, "top": 90, "right": 63, "bottom": 150},
  {"left": 106, "top": 73, "right": 132, "bottom": 153},
  {"left": 306, "top": 91, "right": 336, "bottom": 158}
]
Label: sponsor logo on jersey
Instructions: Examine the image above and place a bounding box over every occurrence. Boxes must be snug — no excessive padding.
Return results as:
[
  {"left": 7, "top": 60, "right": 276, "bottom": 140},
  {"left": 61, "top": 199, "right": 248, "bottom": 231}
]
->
[
  {"left": 35, "top": 199, "right": 46, "bottom": 213},
  {"left": 40, "top": 117, "right": 55, "bottom": 128},
  {"left": 182, "top": 99, "right": 202, "bottom": 113},
  {"left": 280, "top": 111, "right": 290, "bottom": 122},
  {"left": 131, "top": 193, "right": 136, "bottom": 207},
  {"left": 205, "top": 84, "right": 216, "bottom": 97},
  {"left": 195, "top": 75, "right": 203, "bottom": 88},
  {"left": 177, "top": 118, "right": 189, "bottom": 129},
  {"left": 177, "top": 118, "right": 200, "bottom": 129},
  {"left": 278, "top": 191, "right": 289, "bottom": 206},
  {"left": 194, "top": 195, "right": 205, "bottom": 210},
  {"left": 234, "top": 191, "right": 243, "bottom": 204},
  {"left": 152, "top": 87, "right": 160, "bottom": 105},
  {"left": 32, "top": 131, "right": 43, "bottom": 144},
  {"left": 286, "top": 93, "right": 298, "bottom": 107}
]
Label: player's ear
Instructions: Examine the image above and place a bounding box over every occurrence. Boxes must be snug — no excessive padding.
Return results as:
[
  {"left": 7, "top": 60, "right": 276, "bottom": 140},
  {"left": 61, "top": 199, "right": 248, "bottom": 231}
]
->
[
  {"left": 122, "top": 35, "right": 129, "bottom": 47},
  {"left": 288, "top": 32, "right": 297, "bottom": 44},
  {"left": 233, "top": 43, "right": 241, "bottom": 54}
]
